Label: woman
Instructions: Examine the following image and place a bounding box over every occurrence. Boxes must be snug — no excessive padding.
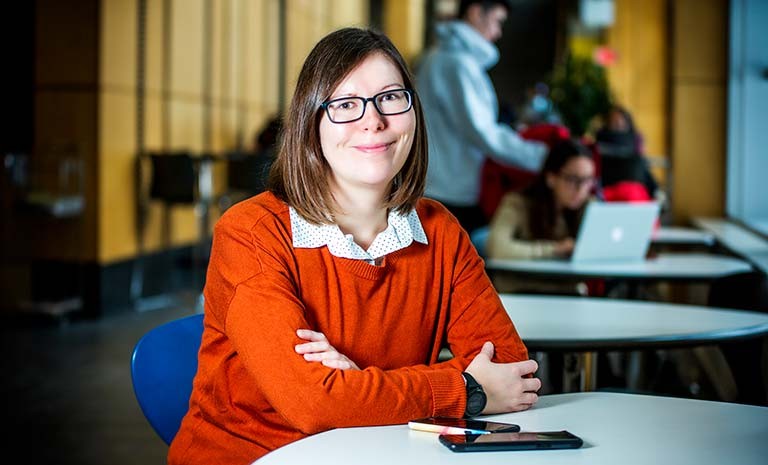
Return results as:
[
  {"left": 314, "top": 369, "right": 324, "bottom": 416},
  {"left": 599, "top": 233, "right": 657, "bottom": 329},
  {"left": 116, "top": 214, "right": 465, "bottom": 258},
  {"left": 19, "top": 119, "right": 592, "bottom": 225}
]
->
[
  {"left": 594, "top": 105, "right": 659, "bottom": 199},
  {"left": 486, "top": 139, "right": 596, "bottom": 293},
  {"left": 169, "top": 28, "right": 540, "bottom": 465}
]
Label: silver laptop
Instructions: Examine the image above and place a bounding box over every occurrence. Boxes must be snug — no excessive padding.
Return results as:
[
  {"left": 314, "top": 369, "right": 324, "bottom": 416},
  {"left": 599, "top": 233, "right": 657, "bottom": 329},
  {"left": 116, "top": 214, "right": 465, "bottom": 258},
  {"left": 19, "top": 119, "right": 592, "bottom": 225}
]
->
[{"left": 571, "top": 201, "right": 660, "bottom": 263}]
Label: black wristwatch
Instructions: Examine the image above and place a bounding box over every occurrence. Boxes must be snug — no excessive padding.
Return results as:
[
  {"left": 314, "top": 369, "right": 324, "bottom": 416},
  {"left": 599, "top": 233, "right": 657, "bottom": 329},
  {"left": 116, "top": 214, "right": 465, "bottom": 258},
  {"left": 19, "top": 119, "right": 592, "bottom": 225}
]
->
[{"left": 462, "top": 372, "right": 487, "bottom": 417}]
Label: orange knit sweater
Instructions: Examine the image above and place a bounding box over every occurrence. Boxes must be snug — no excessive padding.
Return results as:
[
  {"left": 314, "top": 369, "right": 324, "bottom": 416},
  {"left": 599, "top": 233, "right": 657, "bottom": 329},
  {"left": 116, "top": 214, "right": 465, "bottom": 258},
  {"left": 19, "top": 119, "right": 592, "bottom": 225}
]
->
[{"left": 168, "top": 192, "right": 528, "bottom": 464}]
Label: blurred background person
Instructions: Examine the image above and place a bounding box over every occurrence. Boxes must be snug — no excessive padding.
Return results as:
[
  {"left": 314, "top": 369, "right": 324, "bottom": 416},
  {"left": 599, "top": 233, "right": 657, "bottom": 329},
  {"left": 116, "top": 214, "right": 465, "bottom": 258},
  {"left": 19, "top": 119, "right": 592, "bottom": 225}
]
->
[
  {"left": 487, "top": 138, "right": 595, "bottom": 294},
  {"left": 416, "top": 0, "right": 547, "bottom": 234},
  {"left": 486, "top": 138, "right": 597, "bottom": 394},
  {"left": 594, "top": 104, "right": 659, "bottom": 201},
  {"left": 517, "top": 82, "right": 561, "bottom": 129}
]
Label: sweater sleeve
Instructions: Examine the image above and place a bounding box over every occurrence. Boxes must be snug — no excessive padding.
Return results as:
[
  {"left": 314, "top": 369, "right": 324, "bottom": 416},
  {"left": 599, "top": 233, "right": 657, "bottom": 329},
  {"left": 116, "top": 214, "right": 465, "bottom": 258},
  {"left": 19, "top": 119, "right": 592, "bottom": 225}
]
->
[
  {"left": 208, "top": 212, "right": 466, "bottom": 436},
  {"left": 487, "top": 193, "right": 559, "bottom": 259},
  {"left": 441, "top": 57, "right": 546, "bottom": 172},
  {"left": 436, "top": 212, "right": 530, "bottom": 366}
]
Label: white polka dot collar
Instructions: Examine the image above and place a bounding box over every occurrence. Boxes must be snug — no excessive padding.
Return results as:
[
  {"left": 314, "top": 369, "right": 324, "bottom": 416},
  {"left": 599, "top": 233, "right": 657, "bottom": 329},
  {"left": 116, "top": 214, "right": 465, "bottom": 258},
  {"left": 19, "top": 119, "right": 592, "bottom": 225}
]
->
[{"left": 289, "top": 206, "right": 428, "bottom": 263}]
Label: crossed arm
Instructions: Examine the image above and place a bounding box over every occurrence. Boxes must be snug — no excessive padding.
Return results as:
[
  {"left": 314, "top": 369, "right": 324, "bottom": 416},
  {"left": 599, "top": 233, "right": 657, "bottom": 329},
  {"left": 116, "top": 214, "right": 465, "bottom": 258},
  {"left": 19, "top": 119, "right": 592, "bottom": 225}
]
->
[{"left": 295, "top": 328, "right": 541, "bottom": 414}]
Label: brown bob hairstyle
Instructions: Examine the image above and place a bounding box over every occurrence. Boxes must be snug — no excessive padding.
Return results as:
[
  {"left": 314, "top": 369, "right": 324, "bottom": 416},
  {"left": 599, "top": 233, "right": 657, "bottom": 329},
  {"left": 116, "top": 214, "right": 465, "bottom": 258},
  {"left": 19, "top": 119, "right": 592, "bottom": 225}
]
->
[{"left": 267, "top": 27, "right": 428, "bottom": 224}]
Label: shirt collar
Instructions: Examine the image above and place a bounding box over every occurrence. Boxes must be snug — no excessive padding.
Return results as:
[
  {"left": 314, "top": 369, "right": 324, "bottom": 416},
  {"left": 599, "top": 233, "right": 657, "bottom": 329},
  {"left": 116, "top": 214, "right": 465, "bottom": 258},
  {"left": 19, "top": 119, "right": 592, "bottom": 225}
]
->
[{"left": 290, "top": 207, "right": 428, "bottom": 262}]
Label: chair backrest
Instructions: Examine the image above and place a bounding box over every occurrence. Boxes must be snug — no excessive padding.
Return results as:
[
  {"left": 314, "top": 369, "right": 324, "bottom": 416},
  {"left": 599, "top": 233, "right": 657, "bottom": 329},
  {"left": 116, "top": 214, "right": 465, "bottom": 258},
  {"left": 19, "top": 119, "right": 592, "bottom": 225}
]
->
[
  {"left": 148, "top": 152, "right": 197, "bottom": 204},
  {"left": 131, "top": 313, "right": 204, "bottom": 445}
]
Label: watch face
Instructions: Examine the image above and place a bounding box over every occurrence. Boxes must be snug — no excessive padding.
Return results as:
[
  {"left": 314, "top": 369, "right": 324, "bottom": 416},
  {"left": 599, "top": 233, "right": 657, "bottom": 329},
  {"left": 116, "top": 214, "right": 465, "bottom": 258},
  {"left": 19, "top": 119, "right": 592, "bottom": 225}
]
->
[{"left": 467, "top": 391, "right": 486, "bottom": 415}]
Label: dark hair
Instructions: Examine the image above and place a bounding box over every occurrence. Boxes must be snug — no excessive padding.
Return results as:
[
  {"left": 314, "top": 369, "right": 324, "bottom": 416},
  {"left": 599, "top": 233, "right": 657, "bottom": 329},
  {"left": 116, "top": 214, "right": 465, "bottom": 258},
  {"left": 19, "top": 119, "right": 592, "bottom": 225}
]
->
[
  {"left": 458, "top": 0, "right": 512, "bottom": 19},
  {"left": 523, "top": 139, "right": 593, "bottom": 239},
  {"left": 267, "top": 28, "right": 428, "bottom": 224},
  {"left": 603, "top": 104, "right": 636, "bottom": 134}
]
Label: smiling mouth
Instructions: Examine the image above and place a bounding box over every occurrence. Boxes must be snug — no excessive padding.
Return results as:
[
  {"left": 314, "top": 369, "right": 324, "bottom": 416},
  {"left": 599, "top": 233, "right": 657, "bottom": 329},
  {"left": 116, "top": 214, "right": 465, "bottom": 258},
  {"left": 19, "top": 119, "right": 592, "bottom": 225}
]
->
[{"left": 353, "top": 142, "right": 392, "bottom": 153}]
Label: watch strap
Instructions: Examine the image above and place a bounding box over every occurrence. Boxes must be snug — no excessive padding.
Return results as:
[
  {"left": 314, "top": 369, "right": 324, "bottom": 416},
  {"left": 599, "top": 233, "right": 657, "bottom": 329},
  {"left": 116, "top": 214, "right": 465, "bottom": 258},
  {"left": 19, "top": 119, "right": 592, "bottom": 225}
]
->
[{"left": 462, "top": 372, "right": 486, "bottom": 417}]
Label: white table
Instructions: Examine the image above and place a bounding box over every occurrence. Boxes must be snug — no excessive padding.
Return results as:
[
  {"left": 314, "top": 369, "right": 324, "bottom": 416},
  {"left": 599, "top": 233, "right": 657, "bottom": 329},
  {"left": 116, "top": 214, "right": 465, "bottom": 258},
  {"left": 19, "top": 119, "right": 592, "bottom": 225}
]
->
[
  {"left": 255, "top": 392, "right": 768, "bottom": 465},
  {"left": 500, "top": 294, "right": 768, "bottom": 351},
  {"left": 748, "top": 252, "right": 768, "bottom": 276},
  {"left": 651, "top": 226, "right": 715, "bottom": 246},
  {"left": 694, "top": 217, "right": 768, "bottom": 273},
  {"left": 500, "top": 294, "right": 768, "bottom": 391},
  {"left": 486, "top": 253, "right": 752, "bottom": 281},
  {"left": 693, "top": 217, "right": 768, "bottom": 253}
]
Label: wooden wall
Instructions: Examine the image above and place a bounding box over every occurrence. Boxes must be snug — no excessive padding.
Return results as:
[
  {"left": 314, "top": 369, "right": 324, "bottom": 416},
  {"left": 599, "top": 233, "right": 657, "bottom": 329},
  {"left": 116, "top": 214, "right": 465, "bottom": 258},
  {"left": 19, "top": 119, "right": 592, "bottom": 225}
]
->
[
  {"left": 16, "top": 0, "right": 432, "bottom": 270},
  {"left": 606, "top": 0, "right": 728, "bottom": 224},
  {"left": 606, "top": 0, "right": 668, "bottom": 163},
  {"left": 670, "top": 0, "right": 728, "bottom": 222},
  {"left": 27, "top": 0, "right": 100, "bottom": 262},
  {"left": 99, "top": 0, "right": 285, "bottom": 263},
  {"left": 96, "top": 0, "right": 372, "bottom": 264},
  {"left": 384, "top": 0, "right": 426, "bottom": 66}
]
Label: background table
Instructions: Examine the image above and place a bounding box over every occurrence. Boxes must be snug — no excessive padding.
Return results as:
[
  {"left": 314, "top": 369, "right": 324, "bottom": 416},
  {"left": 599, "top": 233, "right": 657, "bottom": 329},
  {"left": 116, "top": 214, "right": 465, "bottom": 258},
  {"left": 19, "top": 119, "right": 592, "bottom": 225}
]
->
[
  {"left": 486, "top": 253, "right": 752, "bottom": 281},
  {"left": 651, "top": 226, "right": 715, "bottom": 246},
  {"left": 255, "top": 392, "right": 768, "bottom": 465},
  {"left": 694, "top": 217, "right": 768, "bottom": 273},
  {"left": 500, "top": 294, "right": 768, "bottom": 351},
  {"left": 471, "top": 226, "right": 716, "bottom": 258},
  {"left": 499, "top": 294, "right": 768, "bottom": 391}
]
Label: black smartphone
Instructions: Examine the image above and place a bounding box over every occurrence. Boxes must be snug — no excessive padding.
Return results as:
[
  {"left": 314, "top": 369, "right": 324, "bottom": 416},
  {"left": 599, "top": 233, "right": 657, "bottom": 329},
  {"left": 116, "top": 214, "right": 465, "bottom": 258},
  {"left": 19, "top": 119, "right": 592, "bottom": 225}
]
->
[
  {"left": 408, "top": 417, "right": 520, "bottom": 435},
  {"left": 439, "top": 430, "right": 583, "bottom": 452}
]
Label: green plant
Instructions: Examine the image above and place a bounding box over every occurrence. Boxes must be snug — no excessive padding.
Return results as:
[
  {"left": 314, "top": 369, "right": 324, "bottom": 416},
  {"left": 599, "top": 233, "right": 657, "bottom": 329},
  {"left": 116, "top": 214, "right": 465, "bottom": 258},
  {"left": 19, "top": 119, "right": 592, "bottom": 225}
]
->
[{"left": 548, "top": 54, "right": 612, "bottom": 137}]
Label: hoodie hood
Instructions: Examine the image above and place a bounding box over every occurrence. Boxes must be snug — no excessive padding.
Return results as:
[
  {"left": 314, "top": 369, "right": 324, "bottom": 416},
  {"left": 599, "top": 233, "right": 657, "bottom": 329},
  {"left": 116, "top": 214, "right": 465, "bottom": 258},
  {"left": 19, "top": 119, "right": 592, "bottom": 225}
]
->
[{"left": 434, "top": 21, "right": 500, "bottom": 70}]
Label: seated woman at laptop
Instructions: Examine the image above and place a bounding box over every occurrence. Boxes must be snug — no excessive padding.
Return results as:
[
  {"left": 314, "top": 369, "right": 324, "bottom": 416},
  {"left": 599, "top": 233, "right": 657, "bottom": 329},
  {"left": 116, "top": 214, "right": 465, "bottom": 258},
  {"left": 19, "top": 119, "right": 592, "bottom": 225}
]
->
[
  {"left": 487, "top": 139, "right": 597, "bottom": 394},
  {"left": 486, "top": 138, "right": 595, "bottom": 294}
]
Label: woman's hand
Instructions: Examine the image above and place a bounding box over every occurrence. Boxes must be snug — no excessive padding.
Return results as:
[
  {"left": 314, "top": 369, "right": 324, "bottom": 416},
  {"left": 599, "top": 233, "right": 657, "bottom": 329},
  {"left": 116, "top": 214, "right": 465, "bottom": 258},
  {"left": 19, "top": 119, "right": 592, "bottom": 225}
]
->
[
  {"left": 465, "top": 341, "right": 541, "bottom": 414},
  {"left": 295, "top": 329, "right": 360, "bottom": 370}
]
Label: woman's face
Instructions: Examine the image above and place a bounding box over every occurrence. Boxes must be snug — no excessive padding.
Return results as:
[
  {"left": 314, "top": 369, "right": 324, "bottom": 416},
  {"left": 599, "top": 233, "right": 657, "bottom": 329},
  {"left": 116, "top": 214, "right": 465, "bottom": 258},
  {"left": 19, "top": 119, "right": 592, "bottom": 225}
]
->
[
  {"left": 318, "top": 53, "right": 415, "bottom": 196},
  {"left": 608, "top": 109, "right": 629, "bottom": 132},
  {"left": 546, "top": 156, "right": 596, "bottom": 210}
]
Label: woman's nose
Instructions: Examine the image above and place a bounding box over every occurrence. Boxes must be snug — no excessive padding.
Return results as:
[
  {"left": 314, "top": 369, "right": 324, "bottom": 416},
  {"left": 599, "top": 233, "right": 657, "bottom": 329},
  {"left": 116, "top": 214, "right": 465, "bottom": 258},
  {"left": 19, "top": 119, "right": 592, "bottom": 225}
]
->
[{"left": 359, "top": 101, "right": 386, "bottom": 131}]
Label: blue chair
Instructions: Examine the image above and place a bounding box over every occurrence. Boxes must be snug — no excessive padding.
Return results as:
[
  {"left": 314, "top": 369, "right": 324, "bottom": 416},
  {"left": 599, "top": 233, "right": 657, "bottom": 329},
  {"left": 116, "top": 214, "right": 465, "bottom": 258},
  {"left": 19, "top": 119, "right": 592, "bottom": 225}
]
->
[{"left": 130, "top": 313, "right": 204, "bottom": 445}]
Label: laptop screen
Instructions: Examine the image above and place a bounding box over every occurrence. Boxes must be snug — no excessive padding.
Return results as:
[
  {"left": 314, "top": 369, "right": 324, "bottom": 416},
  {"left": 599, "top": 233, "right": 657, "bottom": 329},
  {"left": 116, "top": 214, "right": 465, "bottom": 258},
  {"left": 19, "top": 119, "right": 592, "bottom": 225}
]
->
[{"left": 571, "top": 201, "right": 660, "bottom": 262}]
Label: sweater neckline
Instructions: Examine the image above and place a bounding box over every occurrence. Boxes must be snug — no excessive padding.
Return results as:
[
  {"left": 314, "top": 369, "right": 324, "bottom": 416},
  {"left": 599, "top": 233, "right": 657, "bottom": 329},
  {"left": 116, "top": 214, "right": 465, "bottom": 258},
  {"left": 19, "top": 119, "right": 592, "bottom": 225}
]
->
[{"left": 340, "top": 246, "right": 413, "bottom": 280}]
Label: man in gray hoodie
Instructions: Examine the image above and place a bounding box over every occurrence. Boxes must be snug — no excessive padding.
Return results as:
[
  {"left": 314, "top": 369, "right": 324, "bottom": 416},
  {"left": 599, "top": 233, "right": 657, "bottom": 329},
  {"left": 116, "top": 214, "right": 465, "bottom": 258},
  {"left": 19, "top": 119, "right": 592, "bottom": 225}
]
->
[{"left": 417, "top": 0, "right": 547, "bottom": 233}]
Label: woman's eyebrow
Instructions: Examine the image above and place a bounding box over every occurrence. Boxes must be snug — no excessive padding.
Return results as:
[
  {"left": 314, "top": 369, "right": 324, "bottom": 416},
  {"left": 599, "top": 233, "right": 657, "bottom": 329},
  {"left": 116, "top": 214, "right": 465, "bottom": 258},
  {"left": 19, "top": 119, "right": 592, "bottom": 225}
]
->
[{"left": 328, "top": 83, "right": 405, "bottom": 100}]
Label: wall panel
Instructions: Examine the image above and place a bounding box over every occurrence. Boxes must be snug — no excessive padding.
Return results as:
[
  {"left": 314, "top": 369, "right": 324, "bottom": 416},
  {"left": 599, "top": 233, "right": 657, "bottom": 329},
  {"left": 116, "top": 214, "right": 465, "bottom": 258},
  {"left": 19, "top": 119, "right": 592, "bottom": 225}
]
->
[
  {"left": 670, "top": 0, "right": 728, "bottom": 222},
  {"left": 170, "top": 0, "right": 204, "bottom": 98},
  {"left": 145, "top": 0, "right": 166, "bottom": 94},
  {"left": 606, "top": 0, "right": 667, "bottom": 161},
  {"left": 98, "top": 91, "right": 136, "bottom": 261},
  {"left": 101, "top": 0, "right": 137, "bottom": 90}
]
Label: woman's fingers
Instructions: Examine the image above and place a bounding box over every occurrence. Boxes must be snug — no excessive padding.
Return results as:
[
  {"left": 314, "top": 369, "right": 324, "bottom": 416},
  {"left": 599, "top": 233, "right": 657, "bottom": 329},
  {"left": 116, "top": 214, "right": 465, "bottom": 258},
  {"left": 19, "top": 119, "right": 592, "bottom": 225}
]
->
[
  {"left": 522, "top": 377, "right": 542, "bottom": 393},
  {"left": 321, "top": 359, "right": 353, "bottom": 370},
  {"left": 519, "top": 391, "right": 539, "bottom": 405},
  {"left": 294, "top": 328, "right": 359, "bottom": 370},
  {"left": 294, "top": 340, "right": 332, "bottom": 354},
  {"left": 302, "top": 351, "right": 341, "bottom": 362},
  {"left": 302, "top": 348, "right": 359, "bottom": 370},
  {"left": 296, "top": 329, "right": 328, "bottom": 342}
]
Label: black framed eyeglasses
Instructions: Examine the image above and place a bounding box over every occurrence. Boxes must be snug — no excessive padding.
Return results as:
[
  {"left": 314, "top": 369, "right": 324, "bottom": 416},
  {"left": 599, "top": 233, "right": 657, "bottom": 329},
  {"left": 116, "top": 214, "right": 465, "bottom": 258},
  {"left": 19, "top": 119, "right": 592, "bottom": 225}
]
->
[
  {"left": 558, "top": 173, "right": 597, "bottom": 189},
  {"left": 320, "top": 88, "right": 413, "bottom": 124}
]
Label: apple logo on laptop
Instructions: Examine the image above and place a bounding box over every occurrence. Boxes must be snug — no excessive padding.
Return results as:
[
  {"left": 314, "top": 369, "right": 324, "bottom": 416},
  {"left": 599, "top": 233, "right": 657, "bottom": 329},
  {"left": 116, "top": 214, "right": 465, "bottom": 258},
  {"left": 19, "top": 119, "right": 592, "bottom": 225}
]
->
[{"left": 611, "top": 226, "right": 624, "bottom": 242}]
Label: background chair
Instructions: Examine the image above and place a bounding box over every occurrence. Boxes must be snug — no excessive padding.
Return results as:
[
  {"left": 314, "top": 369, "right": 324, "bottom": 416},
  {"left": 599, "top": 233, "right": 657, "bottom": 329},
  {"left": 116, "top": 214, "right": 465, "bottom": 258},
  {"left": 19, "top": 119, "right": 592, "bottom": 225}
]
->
[
  {"left": 130, "top": 313, "right": 203, "bottom": 445},
  {"left": 132, "top": 152, "right": 215, "bottom": 312}
]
